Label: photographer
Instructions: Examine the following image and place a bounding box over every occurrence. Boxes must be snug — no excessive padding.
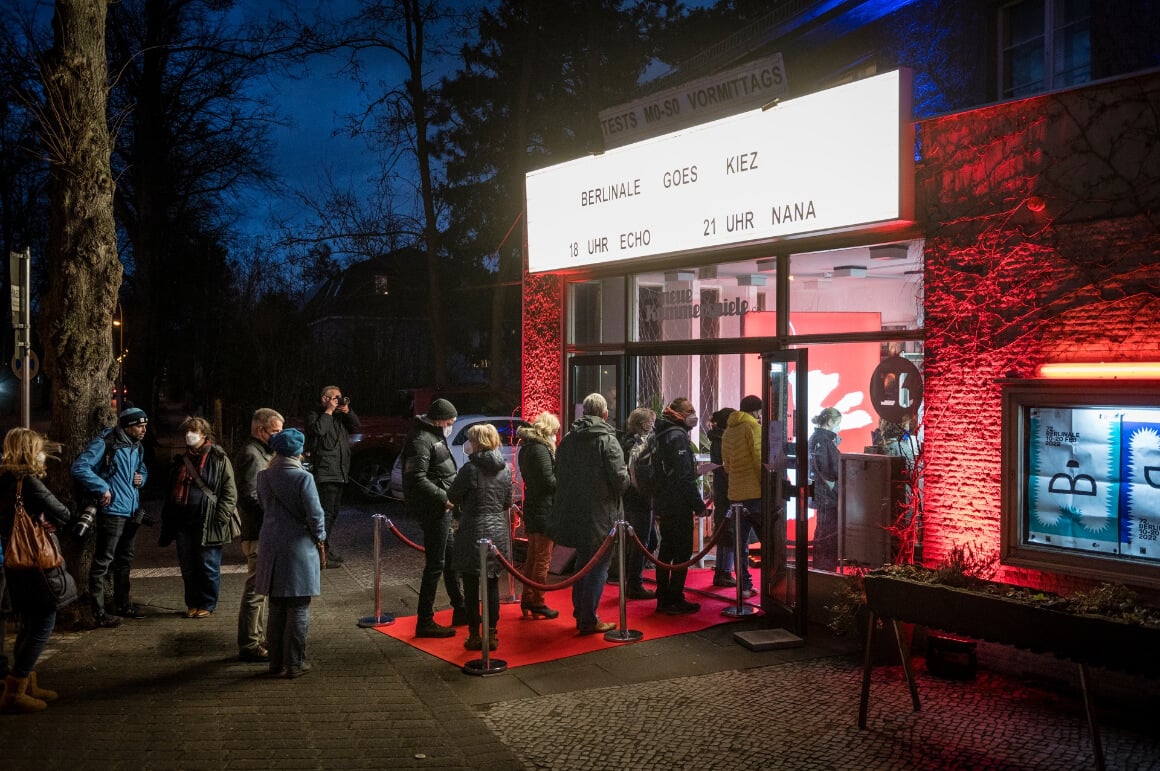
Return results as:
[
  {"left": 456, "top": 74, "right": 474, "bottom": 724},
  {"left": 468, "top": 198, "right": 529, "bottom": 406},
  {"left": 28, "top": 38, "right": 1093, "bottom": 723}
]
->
[
  {"left": 71, "top": 407, "right": 150, "bottom": 627},
  {"left": 304, "top": 385, "right": 359, "bottom": 567}
]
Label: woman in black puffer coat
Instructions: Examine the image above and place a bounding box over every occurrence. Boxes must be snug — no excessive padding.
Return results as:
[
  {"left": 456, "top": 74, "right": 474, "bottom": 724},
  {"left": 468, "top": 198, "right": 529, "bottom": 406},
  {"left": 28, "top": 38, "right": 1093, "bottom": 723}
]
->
[
  {"left": 449, "top": 423, "right": 512, "bottom": 651},
  {"left": 516, "top": 412, "right": 559, "bottom": 618}
]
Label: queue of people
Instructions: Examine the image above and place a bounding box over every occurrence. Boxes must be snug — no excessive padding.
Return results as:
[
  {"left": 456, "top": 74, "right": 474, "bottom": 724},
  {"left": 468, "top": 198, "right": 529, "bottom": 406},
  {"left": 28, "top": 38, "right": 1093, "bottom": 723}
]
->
[{"left": 0, "top": 386, "right": 848, "bottom": 709}]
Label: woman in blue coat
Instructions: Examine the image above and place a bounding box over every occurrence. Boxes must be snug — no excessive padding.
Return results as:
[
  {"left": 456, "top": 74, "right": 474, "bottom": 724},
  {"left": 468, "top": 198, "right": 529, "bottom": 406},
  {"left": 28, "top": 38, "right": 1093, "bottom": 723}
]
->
[{"left": 256, "top": 429, "right": 326, "bottom": 678}]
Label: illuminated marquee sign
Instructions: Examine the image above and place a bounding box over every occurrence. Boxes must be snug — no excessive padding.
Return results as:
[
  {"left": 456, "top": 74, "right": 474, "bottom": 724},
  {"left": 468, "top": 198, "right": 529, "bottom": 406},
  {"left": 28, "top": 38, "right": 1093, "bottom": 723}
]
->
[{"left": 526, "top": 70, "right": 913, "bottom": 274}]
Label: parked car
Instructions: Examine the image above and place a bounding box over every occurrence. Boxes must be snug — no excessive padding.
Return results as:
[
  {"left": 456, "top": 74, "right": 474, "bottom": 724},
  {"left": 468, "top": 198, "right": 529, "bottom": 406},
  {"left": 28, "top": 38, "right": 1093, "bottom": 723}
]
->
[{"left": 385, "top": 414, "right": 529, "bottom": 502}]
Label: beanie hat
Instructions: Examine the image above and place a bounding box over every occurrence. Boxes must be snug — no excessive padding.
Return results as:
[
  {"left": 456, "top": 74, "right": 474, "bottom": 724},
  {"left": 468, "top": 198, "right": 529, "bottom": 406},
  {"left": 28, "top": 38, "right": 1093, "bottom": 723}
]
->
[
  {"left": 118, "top": 407, "right": 149, "bottom": 427},
  {"left": 270, "top": 428, "right": 305, "bottom": 457},
  {"left": 426, "top": 398, "right": 458, "bottom": 421},
  {"left": 739, "top": 395, "right": 763, "bottom": 414},
  {"left": 711, "top": 407, "right": 735, "bottom": 427}
]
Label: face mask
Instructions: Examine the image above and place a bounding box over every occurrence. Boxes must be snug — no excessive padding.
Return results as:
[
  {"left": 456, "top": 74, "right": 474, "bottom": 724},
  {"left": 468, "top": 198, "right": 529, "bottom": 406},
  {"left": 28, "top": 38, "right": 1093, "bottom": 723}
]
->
[
  {"left": 185, "top": 432, "right": 203, "bottom": 447},
  {"left": 442, "top": 425, "right": 454, "bottom": 439},
  {"left": 463, "top": 440, "right": 474, "bottom": 456},
  {"left": 684, "top": 414, "right": 699, "bottom": 429},
  {"left": 35, "top": 452, "right": 46, "bottom": 464}
]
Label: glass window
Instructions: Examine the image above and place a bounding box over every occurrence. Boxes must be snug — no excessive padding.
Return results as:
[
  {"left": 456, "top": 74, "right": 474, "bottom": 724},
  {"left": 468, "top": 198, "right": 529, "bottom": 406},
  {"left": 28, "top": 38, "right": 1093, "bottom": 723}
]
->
[
  {"left": 788, "top": 242, "right": 924, "bottom": 333},
  {"left": 1000, "top": 0, "right": 1091, "bottom": 98},
  {"left": 630, "top": 263, "right": 777, "bottom": 343},
  {"left": 568, "top": 277, "right": 626, "bottom": 345}
]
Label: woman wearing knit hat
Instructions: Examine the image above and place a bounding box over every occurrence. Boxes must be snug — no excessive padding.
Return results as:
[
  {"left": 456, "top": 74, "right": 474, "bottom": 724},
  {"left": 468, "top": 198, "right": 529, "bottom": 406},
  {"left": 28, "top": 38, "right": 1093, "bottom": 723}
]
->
[{"left": 255, "top": 428, "right": 327, "bottom": 678}]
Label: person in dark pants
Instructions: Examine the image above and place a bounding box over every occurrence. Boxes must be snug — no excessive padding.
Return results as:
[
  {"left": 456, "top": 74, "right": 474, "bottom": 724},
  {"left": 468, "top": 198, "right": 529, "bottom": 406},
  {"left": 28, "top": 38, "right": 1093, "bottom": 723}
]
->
[
  {"left": 516, "top": 411, "right": 560, "bottom": 619},
  {"left": 72, "top": 407, "right": 150, "bottom": 626},
  {"left": 304, "top": 385, "right": 359, "bottom": 567},
  {"left": 547, "top": 393, "right": 629, "bottom": 635},
  {"left": 618, "top": 407, "right": 657, "bottom": 600},
  {"left": 653, "top": 398, "right": 708, "bottom": 615},
  {"left": 448, "top": 423, "right": 512, "bottom": 651},
  {"left": 256, "top": 429, "right": 327, "bottom": 678},
  {"left": 0, "top": 428, "right": 77, "bottom": 712},
  {"left": 401, "top": 398, "right": 466, "bottom": 638},
  {"left": 708, "top": 407, "right": 736, "bottom": 588},
  {"left": 809, "top": 407, "right": 843, "bottom": 572},
  {"left": 159, "top": 417, "right": 238, "bottom": 618}
]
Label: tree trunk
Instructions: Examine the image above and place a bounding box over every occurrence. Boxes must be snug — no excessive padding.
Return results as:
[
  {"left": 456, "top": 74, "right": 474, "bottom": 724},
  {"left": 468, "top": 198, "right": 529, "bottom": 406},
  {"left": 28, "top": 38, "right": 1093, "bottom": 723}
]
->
[{"left": 40, "top": 0, "right": 121, "bottom": 604}]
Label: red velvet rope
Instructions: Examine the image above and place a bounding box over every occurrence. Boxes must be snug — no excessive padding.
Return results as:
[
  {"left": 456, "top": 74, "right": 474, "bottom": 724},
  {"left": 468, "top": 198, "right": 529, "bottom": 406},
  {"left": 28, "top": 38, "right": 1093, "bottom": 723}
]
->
[
  {"left": 491, "top": 530, "right": 616, "bottom": 592},
  {"left": 386, "top": 520, "right": 426, "bottom": 552}
]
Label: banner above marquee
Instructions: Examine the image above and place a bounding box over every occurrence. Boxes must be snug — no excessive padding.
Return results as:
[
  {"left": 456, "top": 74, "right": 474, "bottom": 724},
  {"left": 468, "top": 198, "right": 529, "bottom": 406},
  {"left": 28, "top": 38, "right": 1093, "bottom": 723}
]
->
[{"left": 526, "top": 69, "right": 913, "bottom": 274}]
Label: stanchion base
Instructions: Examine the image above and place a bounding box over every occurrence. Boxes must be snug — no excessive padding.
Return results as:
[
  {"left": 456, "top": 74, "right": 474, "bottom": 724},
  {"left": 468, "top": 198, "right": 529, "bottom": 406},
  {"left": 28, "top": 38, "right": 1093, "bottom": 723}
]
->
[
  {"left": 357, "top": 613, "right": 396, "bottom": 628},
  {"left": 604, "top": 628, "right": 644, "bottom": 643},
  {"left": 462, "top": 658, "right": 508, "bottom": 676},
  {"left": 722, "top": 605, "right": 760, "bottom": 618}
]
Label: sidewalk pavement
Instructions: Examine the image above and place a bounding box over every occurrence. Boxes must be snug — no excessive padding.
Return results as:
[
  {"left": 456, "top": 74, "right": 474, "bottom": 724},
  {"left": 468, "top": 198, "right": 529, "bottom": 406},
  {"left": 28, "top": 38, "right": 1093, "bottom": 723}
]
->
[{"left": 3, "top": 496, "right": 1157, "bottom": 770}]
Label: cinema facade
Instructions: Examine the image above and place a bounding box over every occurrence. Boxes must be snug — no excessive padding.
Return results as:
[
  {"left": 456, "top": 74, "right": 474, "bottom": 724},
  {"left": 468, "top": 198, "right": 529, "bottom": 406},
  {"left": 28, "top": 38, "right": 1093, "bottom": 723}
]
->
[{"left": 517, "top": 64, "right": 1160, "bottom": 629}]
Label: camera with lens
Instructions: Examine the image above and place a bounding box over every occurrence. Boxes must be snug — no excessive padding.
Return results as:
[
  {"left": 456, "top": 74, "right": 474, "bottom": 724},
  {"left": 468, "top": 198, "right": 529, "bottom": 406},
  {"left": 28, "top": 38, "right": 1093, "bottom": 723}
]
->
[
  {"left": 75, "top": 502, "right": 98, "bottom": 538},
  {"left": 340, "top": 396, "right": 350, "bottom": 406}
]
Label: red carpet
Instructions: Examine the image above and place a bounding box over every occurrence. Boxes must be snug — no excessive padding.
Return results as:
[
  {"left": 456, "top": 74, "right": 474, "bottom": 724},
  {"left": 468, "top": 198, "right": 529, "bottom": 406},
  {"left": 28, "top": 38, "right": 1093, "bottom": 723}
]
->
[{"left": 374, "top": 568, "right": 759, "bottom": 668}]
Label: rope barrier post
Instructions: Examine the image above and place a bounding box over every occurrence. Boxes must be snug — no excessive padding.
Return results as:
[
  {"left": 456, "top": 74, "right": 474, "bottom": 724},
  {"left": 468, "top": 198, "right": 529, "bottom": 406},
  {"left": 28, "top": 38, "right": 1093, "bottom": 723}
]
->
[
  {"left": 605, "top": 520, "right": 643, "bottom": 643},
  {"left": 723, "top": 504, "right": 758, "bottom": 618},
  {"left": 357, "top": 513, "right": 396, "bottom": 627},
  {"left": 463, "top": 538, "right": 507, "bottom": 676},
  {"left": 499, "top": 506, "right": 519, "bottom": 604}
]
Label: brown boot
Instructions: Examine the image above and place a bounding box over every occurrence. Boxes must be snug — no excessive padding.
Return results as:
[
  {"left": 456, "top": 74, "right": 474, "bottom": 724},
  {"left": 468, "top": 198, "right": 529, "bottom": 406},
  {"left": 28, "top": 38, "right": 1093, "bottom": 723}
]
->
[
  {"left": 487, "top": 629, "right": 498, "bottom": 651},
  {"left": 0, "top": 675, "right": 48, "bottom": 713},
  {"left": 27, "top": 672, "right": 58, "bottom": 702},
  {"left": 464, "top": 630, "right": 483, "bottom": 650}
]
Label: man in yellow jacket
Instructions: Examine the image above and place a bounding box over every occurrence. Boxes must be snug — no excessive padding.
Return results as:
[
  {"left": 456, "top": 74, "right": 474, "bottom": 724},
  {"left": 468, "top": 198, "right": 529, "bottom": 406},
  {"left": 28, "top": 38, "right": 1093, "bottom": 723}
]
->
[{"left": 721, "top": 395, "right": 764, "bottom": 597}]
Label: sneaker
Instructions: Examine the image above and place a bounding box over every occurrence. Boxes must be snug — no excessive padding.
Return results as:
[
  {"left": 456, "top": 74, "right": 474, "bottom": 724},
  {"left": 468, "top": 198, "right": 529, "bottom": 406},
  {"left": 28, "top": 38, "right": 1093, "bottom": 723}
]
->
[
  {"left": 92, "top": 611, "right": 122, "bottom": 629},
  {"left": 663, "top": 600, "right": 701, "bottom": 615},
  {"left": 285, "top": 662, "right": 312, "bottom": 679},
  {"left": 414, "top": 619, "right": 455, "bottom": 638},
  {"left": 712, "top": 575, "right": 737, "bottom": 588},
  {"left": 740, "top": 587, "right": 758, "bottom": 599},
  {"left": 115, "top": 604, "right": 147, "bottom": 619}
]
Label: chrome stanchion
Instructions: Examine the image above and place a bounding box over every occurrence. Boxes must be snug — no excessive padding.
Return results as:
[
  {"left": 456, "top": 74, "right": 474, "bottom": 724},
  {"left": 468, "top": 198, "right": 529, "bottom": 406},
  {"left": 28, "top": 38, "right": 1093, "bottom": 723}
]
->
[
  {"left": 605, "top": 519, "right": 643, "bottom": 643},
  {"left": 723, "top": 504, "right": 758, "bottom": 618},
  {"left": 463, "top": 538, "right": 507, "bottom": 676},
  {"left": 358, "top": 513, "right": 396, "bottom": 627},
  {"left": 499, "top": 506, "right": 519, "bottom": 604}
]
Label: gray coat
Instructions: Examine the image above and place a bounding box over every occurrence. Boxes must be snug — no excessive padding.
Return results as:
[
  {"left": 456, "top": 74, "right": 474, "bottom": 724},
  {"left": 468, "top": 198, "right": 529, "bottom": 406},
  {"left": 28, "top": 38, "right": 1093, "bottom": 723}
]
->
[
  {"left": 233, "top": 435, "right": 273, "bottom": 540},
  {"left": 448, "top": 449, "right": 512, "bottom": 577},
  {"left": 255, "top": 455, "right": 326, "bottom": 598},
  {"left": 546, "top": 415, "right": 628, "bottom": 551}
]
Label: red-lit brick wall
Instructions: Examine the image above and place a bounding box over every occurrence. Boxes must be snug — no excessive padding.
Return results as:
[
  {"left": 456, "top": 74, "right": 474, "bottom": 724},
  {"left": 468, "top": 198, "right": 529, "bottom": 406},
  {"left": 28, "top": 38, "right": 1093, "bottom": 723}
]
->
[
  {"left": 918, "top": 71, "right": 1160, "bottom": 590},
  {"left": 521, "top": 271, "right": 564, "bottom": 422}
]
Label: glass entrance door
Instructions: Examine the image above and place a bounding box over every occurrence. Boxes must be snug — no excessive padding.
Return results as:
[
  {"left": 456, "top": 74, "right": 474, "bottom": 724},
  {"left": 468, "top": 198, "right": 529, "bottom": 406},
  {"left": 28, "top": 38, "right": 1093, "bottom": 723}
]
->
[
  {"left": 567, "top": 355, "right": 625, "bottom": 428},
  {"left": 761, "top": 350, "right": 810, "bottom": 636}
]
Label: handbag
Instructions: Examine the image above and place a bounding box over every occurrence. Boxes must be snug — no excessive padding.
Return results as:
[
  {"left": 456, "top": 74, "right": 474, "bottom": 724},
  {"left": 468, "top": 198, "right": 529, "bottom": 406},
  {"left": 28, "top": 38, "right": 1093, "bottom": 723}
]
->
[
  {"left": 182, "top": 455, "right": 242, "bottom": 540},
  {"left": 3, "top": 478, "right": 64, "bottom": 570},
  {"left": 43, "top": 562, "right": 79, "bottom": 608}
]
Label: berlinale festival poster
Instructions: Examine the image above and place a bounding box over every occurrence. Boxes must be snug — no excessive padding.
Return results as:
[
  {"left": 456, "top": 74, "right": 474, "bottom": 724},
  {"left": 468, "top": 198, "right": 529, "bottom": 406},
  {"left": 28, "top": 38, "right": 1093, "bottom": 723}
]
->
[{"left": 1028, "top": 407, "right": 1160, "bottom": 561}]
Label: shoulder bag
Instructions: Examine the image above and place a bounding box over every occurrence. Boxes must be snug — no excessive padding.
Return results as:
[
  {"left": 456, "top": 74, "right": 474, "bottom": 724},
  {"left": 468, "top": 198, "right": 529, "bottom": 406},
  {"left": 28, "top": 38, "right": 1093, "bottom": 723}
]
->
[
  {"left": 4, "top": 478, "right": 64, "bottom": 570},
  {"left": 182, "top": 455, "right": 242, "bottom": 539}
]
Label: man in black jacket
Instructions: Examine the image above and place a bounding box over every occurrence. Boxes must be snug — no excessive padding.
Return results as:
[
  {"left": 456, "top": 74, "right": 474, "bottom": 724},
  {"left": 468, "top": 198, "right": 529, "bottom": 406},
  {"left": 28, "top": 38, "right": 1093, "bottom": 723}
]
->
[
  {"left": 547, "top": 393, "right": 629, "bottom": 635},
  {"left": 402, "top": 398, "right": 466, "bottom": 638},
  {"left": 304, "top": 385, "right": 359, "bottom": 566},
  {"left": 653, "top": 398, "right": 708, "bottom": 615}
]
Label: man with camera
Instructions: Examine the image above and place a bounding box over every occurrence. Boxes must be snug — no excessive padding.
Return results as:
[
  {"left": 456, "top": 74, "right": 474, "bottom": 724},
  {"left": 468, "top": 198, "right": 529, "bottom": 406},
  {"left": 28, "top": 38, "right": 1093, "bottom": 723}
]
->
[
  {"left": 304, "top": 385, "right": 359, "bottom": 567},
  {"left": 72, "top": 406, "right": 151, "bottom": 627}
]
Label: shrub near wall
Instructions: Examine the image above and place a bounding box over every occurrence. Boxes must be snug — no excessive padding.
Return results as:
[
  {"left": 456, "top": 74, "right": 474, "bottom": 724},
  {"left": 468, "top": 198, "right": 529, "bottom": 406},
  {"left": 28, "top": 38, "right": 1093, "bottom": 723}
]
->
[{"left": 917, "top": 70, "right": 1160, "bottom": 592}]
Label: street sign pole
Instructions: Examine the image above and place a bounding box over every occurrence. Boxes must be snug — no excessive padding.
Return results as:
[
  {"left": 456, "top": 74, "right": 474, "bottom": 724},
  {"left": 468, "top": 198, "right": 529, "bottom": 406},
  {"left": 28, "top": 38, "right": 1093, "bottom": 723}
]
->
[{"left": 10, "top": 248, "right": 31, "bottom": 428}]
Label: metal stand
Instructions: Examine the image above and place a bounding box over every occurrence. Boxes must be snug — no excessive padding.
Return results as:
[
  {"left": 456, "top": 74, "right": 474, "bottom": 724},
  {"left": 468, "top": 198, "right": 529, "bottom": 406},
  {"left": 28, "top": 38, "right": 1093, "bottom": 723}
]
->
[
  {"left": 463, "top": 538, "right": 507, "bottom": 676},
  {"left": 723, "top": 504, "right": 758, "bottom": 618},
  {"left": 499, "top": 506, "right": 519, "bottom": 604},
  {"left": 357, "top": 513, "right": 396, "bottom": 627},
  {"left": 605, "top": 520, "right": 643, "bottom": 643}
]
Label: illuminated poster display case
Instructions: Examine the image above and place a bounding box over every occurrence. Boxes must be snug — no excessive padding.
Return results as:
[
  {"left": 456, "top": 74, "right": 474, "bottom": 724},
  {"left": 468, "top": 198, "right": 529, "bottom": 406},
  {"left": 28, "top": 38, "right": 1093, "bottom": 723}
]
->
[{"left": 1001, "top": 379, "right": 1160, "bottom": 588}]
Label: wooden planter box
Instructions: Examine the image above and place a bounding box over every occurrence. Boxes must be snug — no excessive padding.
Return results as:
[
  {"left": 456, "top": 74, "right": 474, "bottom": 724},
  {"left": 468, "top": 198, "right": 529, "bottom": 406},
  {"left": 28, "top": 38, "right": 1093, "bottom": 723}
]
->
[{"left": 858, "top": 574, "right": 1160, "bottom": 771}]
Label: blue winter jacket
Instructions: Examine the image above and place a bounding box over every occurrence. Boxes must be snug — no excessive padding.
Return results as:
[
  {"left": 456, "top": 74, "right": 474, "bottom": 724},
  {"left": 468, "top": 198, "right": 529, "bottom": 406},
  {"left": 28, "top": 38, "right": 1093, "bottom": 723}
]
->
[
  {"left": 255, "top": 455, "right": 326, "bottom": 598},
  {"left": 72, "top": 427, "right": 148, "bottom": 518}
]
